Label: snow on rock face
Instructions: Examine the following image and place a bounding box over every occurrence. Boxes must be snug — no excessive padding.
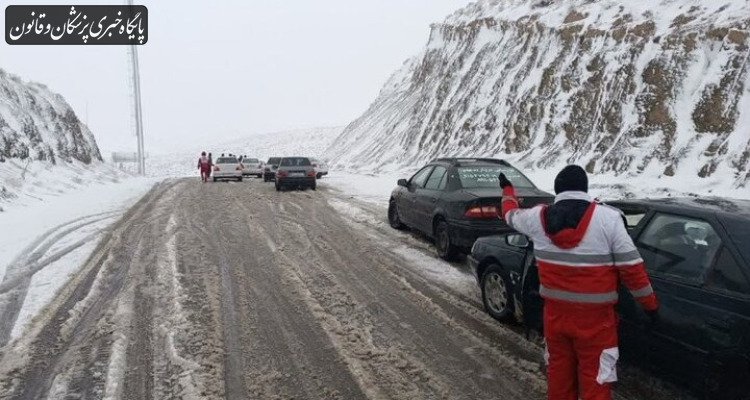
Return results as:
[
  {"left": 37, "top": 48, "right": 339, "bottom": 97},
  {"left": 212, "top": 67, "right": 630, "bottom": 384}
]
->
[
  {"left": 0, "top": 68, "right": 101, "bottom": 165},
  {"left": 327, "top": 0, "right": 750, "bottom": 188}
]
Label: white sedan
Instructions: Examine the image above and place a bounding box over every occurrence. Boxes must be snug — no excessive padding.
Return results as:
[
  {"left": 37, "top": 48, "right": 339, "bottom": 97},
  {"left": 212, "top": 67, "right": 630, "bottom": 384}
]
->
[
  {"left": 310, "top": 158, "right": 329, "bottom": 179},
  {"left": 212, "top": 156, "right": 243, "bottom": 182}
]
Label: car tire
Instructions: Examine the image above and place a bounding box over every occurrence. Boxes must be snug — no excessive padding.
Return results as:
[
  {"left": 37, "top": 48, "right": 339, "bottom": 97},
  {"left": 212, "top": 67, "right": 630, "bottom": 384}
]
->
[
  {"left": 388, "top": 200, "right": 405, "bottom": 230},
  {"left": 311, "top": 182, "right": 317, "bottom": 191},
  {"left": 275, "top": 183, "right": 281, "bottom": 191},
  {"left": 481, "top": 264, "right": 514, "bottom": 322},
  {"left": 434, "top": 220, "right": 458, "bottom": 261}
]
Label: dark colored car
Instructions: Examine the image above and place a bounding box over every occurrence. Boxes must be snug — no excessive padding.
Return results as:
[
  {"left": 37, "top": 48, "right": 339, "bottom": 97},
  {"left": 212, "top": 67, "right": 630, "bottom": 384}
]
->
[
  {"left": 468, "top": 197, "right": 750, "bottom": 400},
  {"left": 275, "top": 157, "right": 316, "bottom": 191},
  {"left": 263, "top": 157, "right": 281, "bottom": 182},
  {"left": 388, "top": 158, "right": 553, "bottom": 260}
]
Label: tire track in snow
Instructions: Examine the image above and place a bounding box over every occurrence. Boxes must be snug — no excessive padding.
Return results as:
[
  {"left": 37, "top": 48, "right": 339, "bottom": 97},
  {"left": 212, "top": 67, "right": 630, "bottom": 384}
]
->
[{"left": 0, "top": 212, "right": 120, "bottom": 347}]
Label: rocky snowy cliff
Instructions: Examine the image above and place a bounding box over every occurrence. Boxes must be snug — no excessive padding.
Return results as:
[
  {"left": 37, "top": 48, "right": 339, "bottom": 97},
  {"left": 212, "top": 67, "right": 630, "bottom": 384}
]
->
[
  {"left": 327, "top": 0, "right": 750, "bottom": 189},
  {"left": 0, "top": 69, "right": 109, "bottom": 208},
  {"left": 0, "top": 68, "right": 101, "bottom": 165}
]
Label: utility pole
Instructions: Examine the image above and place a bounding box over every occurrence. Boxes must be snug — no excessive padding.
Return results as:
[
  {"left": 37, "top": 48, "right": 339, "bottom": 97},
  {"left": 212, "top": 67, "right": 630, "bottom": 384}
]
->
[{"left": 127, "top": 0, "right": 145, "bottom": 175}]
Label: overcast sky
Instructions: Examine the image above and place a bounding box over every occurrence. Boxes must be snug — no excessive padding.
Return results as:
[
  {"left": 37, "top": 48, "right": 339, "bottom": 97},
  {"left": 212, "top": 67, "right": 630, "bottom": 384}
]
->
[{"left": 0, "top": 0, "right": 472, "bottom": 154}]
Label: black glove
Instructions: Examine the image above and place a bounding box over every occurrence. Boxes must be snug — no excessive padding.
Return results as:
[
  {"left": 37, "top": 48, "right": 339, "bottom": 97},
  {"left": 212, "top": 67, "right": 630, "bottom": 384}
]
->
[
  {"left": 645, "top": 309, "right": 660, "bottom": 325},
  {"left": 498, "top": 173, "right": 512, "bottom": 189}
]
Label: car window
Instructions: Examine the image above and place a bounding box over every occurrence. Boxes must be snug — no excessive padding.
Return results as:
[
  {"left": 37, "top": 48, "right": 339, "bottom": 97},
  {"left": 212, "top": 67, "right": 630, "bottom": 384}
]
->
[
  {"left": 438, "top": 171, "right": 448, "bottom": 190},
  {"left": 637, "top": 213, "right": 721, "bottom": 284},
  {"left": 457, "top": 165, "right": 534, "bottom": 188},
  {"left": 247, "top": 158, "right": 259, "bottom": 163},
  {"left": 280, "top": 158, "right": 311, "bottom": 167},
  {"left": 706, "top": 246, "right": 750, "bottom": 295},
  {"left": 216, "top": 157, "right": 238, "bottom": 164},
  {"left": 410, "top": 166, "right": 434, "bottom": 188},
  {"left": 424, "top": 166, "right": 447, "bottom": 190},
  {"left": 268, "top": 158, "right": 280, "bottom": 164},
  {"left": 623, "top": 213, "right": 646, "bottom": 229}
]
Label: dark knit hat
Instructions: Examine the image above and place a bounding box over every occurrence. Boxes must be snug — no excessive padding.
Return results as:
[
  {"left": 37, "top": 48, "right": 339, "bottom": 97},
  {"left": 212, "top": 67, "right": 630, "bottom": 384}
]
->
[{"left": 554, "top": 165, "right": 588, "bottom": 194}]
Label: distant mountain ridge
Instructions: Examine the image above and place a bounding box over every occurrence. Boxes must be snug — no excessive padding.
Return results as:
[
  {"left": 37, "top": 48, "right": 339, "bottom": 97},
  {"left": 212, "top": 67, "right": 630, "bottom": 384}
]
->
[
  {"left": 0, "top": 68, "right": 101, "bottom": 165},
  {"left": 326, "top": 0, "right": 750, "bottom": 188}
]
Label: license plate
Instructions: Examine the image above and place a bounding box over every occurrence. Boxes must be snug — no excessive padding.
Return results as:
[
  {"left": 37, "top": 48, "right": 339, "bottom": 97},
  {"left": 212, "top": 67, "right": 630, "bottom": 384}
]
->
[{"left": 290, "top": 172, "right": 305, "bottom": 177}]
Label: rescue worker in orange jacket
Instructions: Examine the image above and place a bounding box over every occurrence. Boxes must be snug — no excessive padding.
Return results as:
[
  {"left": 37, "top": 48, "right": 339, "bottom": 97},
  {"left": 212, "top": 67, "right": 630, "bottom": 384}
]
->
[{"left": 498, "top": 165, "right": 658, "bottom": 400}]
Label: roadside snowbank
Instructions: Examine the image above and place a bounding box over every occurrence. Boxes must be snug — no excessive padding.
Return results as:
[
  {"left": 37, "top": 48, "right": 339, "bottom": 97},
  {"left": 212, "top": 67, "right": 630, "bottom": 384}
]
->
[
  {"left": 0, "top": 159, "right": 133, "bottom": 212},
  {"left": 0, "top": 176, "right": 158, "bottom": 340}
]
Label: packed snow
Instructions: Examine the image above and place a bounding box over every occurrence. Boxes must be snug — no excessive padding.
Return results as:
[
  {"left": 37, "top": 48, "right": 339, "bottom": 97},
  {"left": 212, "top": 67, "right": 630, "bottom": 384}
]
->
[{"left": 0, "top": 176, "right": 157, "bottom": 340}]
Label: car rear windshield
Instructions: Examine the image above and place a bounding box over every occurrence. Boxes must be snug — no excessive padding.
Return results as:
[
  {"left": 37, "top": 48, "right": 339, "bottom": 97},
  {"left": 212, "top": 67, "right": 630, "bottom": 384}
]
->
[
  {"left": 268, "top": 158, "right": 281, "bottom": 164},
  {"left": 216, "top": 157, "right": 238, "bottom": 164},
  {"left": 280, "top": 157, "right": 311, "bottom": 167},
  {"left": 457, "top": 165, "right": 534, "bottom": 188}
]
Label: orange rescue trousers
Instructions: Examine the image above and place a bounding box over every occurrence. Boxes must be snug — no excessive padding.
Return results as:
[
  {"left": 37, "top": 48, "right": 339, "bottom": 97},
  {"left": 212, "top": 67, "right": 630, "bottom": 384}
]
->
[{"left": 544, "top": 301, "right": 619, "bottom": 400}]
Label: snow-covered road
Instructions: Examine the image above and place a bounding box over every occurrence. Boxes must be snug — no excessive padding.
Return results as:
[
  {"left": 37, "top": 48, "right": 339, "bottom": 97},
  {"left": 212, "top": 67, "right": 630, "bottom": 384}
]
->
[{"left": 0, "top": 176, "right": 696, "bottom": 400}]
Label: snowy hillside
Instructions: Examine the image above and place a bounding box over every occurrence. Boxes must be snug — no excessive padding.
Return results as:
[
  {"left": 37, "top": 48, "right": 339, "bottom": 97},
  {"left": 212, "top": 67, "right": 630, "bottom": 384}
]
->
[
  {"left": 148, "top": 127, "right": 342, "bottom": 177},
  {"left": 0, "top": 69, "right": 101, "bottom": 165},
  {"left": 0, "top": 68, "right": 114, "bottom": 209},
  {"left": 326, "top": 0, "right": 750, "bottom": 190}
]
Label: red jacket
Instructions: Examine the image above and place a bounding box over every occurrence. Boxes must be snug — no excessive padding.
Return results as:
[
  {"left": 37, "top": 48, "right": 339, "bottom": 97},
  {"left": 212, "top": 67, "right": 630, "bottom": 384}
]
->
[{"left": 501, "top": 187, "right": 658, "bottom": 310}]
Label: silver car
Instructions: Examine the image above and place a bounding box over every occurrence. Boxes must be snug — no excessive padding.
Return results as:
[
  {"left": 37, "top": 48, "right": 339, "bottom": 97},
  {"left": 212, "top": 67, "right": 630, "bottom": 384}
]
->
[
  {"left": 213, "top": 156, "right": 243, "bottom": 182},
  {"left": 242, "top": 157, "right": 263, "bottom": 178}
]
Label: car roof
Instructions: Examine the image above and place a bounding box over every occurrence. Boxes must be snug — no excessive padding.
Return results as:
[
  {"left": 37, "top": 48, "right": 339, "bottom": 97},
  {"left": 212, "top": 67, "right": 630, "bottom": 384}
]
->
[
  {"left": 608, "top": 197, "right": 750, "bottom": 221},
  {"left": 430, "top": 157, "right": 511, "bottom": 167}
]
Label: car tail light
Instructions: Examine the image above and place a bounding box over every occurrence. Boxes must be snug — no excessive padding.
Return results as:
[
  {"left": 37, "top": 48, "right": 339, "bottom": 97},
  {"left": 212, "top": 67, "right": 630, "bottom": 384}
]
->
[
  {"left": 214, "top": 166, "right": 220, "bottom": 171},
  {"left": 307, "top": 171, "right": 316, "bottom": 177},
  {"left": 464, "top": 205, "right": 500, "bottom": 219},
  {"left": 278, "top": 170, "right": 289, "bottom": 178}
]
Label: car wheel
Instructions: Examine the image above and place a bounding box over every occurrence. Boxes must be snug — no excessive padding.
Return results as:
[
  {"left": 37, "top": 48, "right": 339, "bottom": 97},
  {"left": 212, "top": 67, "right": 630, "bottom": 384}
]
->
[
  {"left": 434, "top": 220, "right": 458, "bottom": 261},
  {"left": 311, "top": 181, "right": 317, "bottom": 191},
  {"left": 388, "top": 200, "right": 405, "bottom": 230},
  {"left": 481, "top": 264, "right": 514, "bottom": 322}
]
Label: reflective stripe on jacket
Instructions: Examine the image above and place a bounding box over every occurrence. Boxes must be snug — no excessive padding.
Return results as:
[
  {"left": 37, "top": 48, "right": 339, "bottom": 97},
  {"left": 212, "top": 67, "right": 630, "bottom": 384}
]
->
[{"left": 501, "top": 188, "right": 658, "bottom": 310}]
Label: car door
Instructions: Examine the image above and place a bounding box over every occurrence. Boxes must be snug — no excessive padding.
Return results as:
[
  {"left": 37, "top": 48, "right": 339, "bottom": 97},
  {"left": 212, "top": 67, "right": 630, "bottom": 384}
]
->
[
  {"left": 413, "top": 166, "right": 448, "bottom": 233},
  {"left": 698, "top": 237, "right": 750, "bottom": 398},
  {"left": 399, "top": 166, "right": 433, "bottom": 226},
  {"left": 520, "top": 247, "right": 544, "bottom": 334},
  {"left": 622, "top": 212, "right": 725, "bottom": 387}
]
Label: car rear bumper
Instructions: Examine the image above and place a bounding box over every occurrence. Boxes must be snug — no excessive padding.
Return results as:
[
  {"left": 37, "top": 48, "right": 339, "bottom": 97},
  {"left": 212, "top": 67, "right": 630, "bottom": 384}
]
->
[
  {"left": 277, "top": 177, "right": 315, "bottom": 186},
  {"left": 446, "top": 219, "right": 511, "bottom": 248},
  {"left": 214, "top": 172, "right": 242, "bottom": 179}
]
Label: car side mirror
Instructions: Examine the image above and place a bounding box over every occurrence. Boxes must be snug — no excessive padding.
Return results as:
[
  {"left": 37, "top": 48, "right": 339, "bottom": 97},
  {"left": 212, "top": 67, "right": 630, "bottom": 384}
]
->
[
  {"left": 505, "top": 233, "right": 530, "bottom": 248},
  {"left": 397, "top": 179, "right": 409, "bottom": 188}
]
